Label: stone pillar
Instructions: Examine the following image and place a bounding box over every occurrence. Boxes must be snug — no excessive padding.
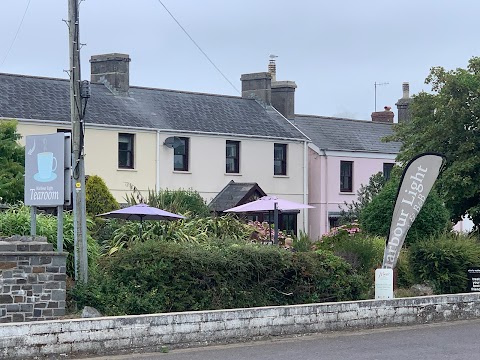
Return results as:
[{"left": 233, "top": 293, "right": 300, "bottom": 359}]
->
[{"left": 0, "top": 236, "right": 68, "bottom": 323}]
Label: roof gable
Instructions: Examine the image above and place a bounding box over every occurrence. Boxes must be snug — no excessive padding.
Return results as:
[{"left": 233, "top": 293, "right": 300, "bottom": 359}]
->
[{"left": 208, "top": 180, "right": 267, "bottom": 212}]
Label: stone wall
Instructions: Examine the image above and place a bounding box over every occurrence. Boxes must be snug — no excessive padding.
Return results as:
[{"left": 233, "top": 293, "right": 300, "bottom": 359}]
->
[
  {"left": 0, "top": 236, "right": 67, "bottom": 323},
  {"left": 0, "top": 293, "right": 479, "bottom": 359}
]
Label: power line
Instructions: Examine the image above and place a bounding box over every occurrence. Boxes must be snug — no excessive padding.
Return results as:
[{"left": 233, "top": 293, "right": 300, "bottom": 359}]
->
[
  {"left": 0, "top": 0, "right": 32, "bottom": 69},
  {"left": 156, "top": 0, "right": 240, "bottom": 94}
]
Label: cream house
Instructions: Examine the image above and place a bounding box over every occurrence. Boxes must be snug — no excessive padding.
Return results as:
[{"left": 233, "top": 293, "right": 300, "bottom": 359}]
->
[{"left": 0, "top": 53, "right": 310, "bottom": 235}]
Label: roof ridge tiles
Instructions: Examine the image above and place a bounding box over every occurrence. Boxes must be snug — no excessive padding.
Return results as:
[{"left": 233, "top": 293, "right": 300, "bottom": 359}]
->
[
  {"left": 0, "top": 72, "right": 70, "bottom": 83},
  {"left": 0, "top": 72, "right": 245, "bottom": 101},
  {"left": 295, "top": 114, "right": 395, "bottom": 125}
]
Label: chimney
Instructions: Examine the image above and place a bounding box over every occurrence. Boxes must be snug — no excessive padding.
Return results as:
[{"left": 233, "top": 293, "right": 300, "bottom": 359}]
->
[
  {"left": 240, "top": 72, "right": 272, "bottom": 105},
  {"left": 396, "top": 82, "right": 412, "bottom": 123},
  {"left": 271, "top": 81, "right": 297, "bottom": 119},
  {"left": 90, "top": 53, "right": 131, "bottom": 94},
  {"left": 371, "top": 106, "right": 394, "bottom": 123}
]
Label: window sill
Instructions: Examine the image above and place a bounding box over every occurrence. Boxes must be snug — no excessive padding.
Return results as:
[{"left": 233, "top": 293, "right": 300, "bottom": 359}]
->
[
  {"left": 225, "top": 173, "right": 242, "bottom": 176},
  {"left": 339, "top": 192, "right": 355, "bottom": 195},
  {"left": 173, "top": 171, "right": 192, "bottom": 174},
  {"left": 117, "top": 168, "right": 137, "bottom": 172},
  {"left": 273, "top": 175, "right": 289, "bottom": 178}
]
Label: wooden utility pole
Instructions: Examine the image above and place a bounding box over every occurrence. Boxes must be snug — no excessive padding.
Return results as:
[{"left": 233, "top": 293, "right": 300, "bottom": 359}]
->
[{"left": 68, "top": 0, "right": 88, "bottom": 283}]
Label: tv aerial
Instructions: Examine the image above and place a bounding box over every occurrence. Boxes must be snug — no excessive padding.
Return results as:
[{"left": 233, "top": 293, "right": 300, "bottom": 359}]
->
[{"left": 374, "top": 82, "right": 389, "bottom": 111}]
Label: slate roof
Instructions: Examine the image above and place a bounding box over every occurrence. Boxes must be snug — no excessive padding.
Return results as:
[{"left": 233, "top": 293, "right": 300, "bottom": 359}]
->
[
  {"left": 293, "top": 114, "right": 401, "bottom": 154},
  {"left": 208, "top": 180, "right": 267, "bottom": 212},
  {"left": 0, "top": 73, "right": 308, "bottom": 141}
]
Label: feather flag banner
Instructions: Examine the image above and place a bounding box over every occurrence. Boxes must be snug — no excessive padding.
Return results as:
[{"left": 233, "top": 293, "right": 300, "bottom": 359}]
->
[{"left": 382, "top": 153, "right": 445, "bottom": 269}]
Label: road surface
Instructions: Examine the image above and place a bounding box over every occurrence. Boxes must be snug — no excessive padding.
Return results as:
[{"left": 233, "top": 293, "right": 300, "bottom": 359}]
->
[{"left": 79, "top": 319, "right": 480, "bottom": 360}]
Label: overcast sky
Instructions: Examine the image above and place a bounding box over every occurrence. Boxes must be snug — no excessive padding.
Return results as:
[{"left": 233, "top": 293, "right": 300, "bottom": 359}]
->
[{"left": 1, "top": 0, "right": 479, "bottom": 121}]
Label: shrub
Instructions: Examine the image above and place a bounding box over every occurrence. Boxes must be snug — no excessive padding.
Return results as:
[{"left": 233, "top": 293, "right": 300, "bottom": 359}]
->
[
  {"left": 71, "top": 239, "right": 362, "bottom": 315},
  {"left": 409, "top": 233, "right": 480, "bottom": 294},
  {"left": 126, "top": 186, "right": 211, "bottom": 218},
  {"left": 395, "top": 249, "right": 416, "bottom": 289},
  {"left": 360, "top": 178, "right": 450, "bottom": 246},
  {"left": 0, "top": 204, "right": 100, "bottom": 277},
  {"left": 291, "top": 230, "right": 314, "bottom": 252},
  {"left": 85, "top": 175, "right": 119, "bottom": 216},
  {"left": 105, "top": 214, "right": 253, "bottom": 255},
  {"left": 317, "top": 230, "right": 385, "bottom": 297}
]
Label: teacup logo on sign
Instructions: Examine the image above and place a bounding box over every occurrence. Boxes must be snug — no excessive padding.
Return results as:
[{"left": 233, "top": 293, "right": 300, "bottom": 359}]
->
[
  {"left": 32, "top": 138, "right": 58, "bottom": 182},
  {"left": 24, "top": 133, "right": 65, "bottom": 207}
]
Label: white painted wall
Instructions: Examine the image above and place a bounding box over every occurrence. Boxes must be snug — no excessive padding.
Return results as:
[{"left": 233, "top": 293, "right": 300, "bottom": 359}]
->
[{"left": 15, "top": 121, "right": 308, "bottom": 233}]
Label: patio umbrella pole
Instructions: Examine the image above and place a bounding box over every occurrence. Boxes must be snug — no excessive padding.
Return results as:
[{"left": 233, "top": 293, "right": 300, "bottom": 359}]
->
[
  {"left": 268, "top": 210, "right": 272, "bottom": 243},
  {"left": 274, "top": 202, "right": 278, "bottom": 245}
]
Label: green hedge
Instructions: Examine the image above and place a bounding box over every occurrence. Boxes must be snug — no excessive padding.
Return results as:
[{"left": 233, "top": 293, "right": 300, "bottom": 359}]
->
[
  {"left": 409, "top": 234, "right": 480, "bottom": 294},
  {"left": 72, "top": 240, "right": 363, "bottom": 315}
]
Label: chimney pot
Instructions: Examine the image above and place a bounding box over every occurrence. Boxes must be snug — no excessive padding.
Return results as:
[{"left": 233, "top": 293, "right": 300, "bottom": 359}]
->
[
  {"left": 268, "top": 59, "right": 276, "bottom": 82},
  {"left": 402, "top": 82, "right": 409, "bottom": 99}
]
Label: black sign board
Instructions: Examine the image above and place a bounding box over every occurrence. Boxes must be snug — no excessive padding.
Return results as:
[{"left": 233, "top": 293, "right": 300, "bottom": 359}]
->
[{"left": 467, "top": 267, "right": 480, "bottom": 292}]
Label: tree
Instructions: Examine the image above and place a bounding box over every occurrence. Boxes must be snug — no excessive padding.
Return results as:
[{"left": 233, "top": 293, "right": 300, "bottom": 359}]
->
[
  {"left": 339, "top": 171, "right": 387, "bottom": 224},
  {"left": 387, "top": 57, "right": 480, "bottom": 229},
  {"left": 360, "top": 176, "right": 451, "bottom": 246},
  {"left": 0, "top": 120, "right": 25, "bottom": 204}
]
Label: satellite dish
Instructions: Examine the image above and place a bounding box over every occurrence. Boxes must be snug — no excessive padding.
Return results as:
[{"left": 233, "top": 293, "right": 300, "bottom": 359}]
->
[{"left": 163, "top": 136, "right": 182, "bottom": 149}]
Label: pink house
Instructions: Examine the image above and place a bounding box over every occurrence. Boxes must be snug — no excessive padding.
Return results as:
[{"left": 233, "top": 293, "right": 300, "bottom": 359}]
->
[
  {"left": 294, "top": 113, "right": 401, "bottom": 239},
  {"left": 266, "top": 60, "right": 409, "bottom": 240}
]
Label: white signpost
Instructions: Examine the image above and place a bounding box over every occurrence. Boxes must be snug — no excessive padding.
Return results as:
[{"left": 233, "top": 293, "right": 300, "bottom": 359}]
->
[{"left": 375, "top": 268, "right": 394, "bottom": 299}]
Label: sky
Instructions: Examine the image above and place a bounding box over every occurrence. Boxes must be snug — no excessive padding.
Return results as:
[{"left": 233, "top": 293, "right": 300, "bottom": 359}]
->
[{"left": 1, "top": 0, "right": 480, "bottom": 121}]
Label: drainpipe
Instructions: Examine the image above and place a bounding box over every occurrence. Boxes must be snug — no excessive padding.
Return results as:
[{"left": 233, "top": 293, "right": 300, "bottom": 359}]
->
[
  {"left": 303, "top": 141, "right": 308, "bottom": 233},
  {"left": 156, "top": 130, "right": 161, "bottom": 192},
  {"left": 322, "top": 149, "right": 329, "bottom": 234}
]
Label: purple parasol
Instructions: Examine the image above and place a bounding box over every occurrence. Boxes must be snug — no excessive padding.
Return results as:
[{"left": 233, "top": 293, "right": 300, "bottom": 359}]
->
[
  {"left": 224, "top": 196, "right": 313, "bottom": 212},
  {"left": 97, "top": 203, "right": 185, "bottom": 221},
  {"left": 224, "top": 196, "right": 313, "bottom": 244},
  {"left": 97, "top": 203, "right": 185, "bottom": 238}
]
